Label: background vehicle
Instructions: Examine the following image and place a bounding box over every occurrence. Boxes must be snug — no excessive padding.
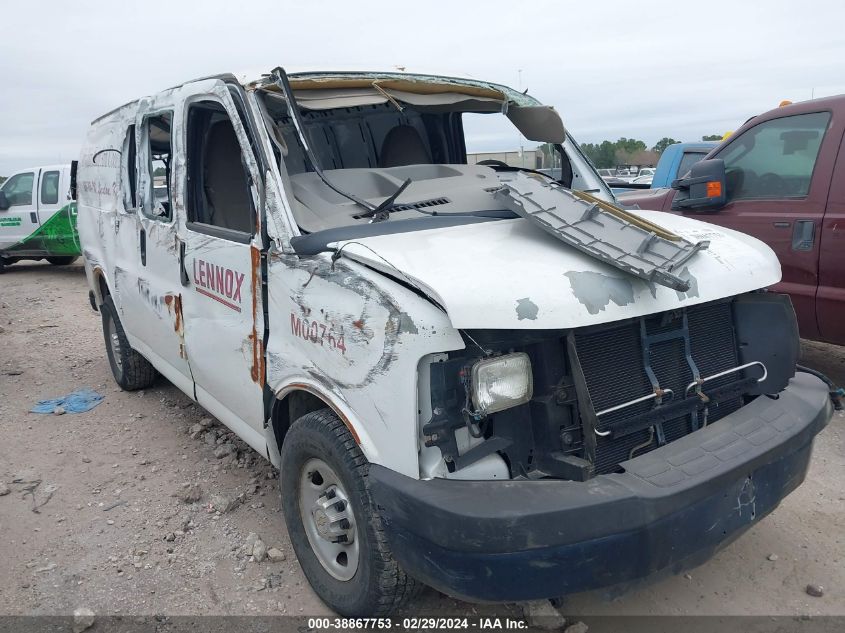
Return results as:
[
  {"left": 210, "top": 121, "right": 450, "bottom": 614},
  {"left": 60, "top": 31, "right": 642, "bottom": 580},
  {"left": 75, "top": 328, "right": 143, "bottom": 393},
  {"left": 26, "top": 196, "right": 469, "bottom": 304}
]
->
[
  {"left": 0, "top": 163, "right": 79, "bottom": 272},
  {"left": 618, "top": 96, "right": 845, "bottom": 345},
  {"left": 649, "top": 141, "right": 718, "bottom": 189},
  {"left": 612, "top": 147, "right": 716, "bottom": 194}
]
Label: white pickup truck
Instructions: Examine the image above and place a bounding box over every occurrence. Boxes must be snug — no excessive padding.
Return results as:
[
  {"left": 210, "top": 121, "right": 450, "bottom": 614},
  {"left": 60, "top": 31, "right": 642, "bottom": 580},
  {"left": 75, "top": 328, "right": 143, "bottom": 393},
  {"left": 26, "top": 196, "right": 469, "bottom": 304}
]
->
[
  {"left": 76, "top": 69, "right": 832, "bottom": 616},
  {"left": 0, "top": 163, "right": 79, "bottom": 272}
]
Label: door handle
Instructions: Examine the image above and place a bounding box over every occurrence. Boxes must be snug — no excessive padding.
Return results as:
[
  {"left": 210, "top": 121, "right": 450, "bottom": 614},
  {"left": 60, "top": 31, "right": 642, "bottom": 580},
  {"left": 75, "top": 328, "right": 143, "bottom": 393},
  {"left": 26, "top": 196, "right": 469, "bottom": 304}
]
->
[
  {"left": 139, "top": 228, "right": 146, "bottom": 266},
  {"left": 179, "top": 240, "right": 190, "bottom": 287},
  {"left": 792, "top": 220, "right": 815, "bottom": 251}
]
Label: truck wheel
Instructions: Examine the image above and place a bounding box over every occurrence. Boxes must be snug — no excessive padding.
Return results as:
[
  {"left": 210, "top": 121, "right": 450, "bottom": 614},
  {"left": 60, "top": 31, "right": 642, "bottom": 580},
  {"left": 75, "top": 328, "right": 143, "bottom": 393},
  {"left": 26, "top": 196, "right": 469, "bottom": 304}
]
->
[
  {"left": 280, "top": 409, "right": 420, "bottom": 616},
  {"left": 100, "top": 296, "right": 156, "bottom": 390},
  {"left": 46, "top": 256, "right": 78, "bottom": 266}
]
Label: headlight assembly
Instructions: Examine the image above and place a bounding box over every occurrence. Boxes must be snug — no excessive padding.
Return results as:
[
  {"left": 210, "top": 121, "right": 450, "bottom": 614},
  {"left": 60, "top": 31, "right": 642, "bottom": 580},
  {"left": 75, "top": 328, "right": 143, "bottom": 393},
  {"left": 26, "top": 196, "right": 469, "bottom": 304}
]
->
[{"left": 470, "top": 352, "right": 533, "bottom": 416}]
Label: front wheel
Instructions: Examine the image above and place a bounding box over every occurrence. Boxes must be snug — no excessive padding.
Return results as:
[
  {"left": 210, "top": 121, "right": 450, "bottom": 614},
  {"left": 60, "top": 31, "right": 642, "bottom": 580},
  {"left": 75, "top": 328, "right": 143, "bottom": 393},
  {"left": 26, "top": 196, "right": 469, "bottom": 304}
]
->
[
  {"left": 280, "top": 409, "right": 419, "bottom": 616},
  {"left": 100, "top": 296, "right": 157, "bottom": 390},
  {"left": 46, "top": 256, "right": 78, "bottom": 266}
]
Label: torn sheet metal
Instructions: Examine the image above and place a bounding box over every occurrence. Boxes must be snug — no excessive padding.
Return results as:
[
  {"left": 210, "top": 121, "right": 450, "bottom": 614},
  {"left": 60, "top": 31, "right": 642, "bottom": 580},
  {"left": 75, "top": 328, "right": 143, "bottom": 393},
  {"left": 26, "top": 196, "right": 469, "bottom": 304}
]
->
[{"left": 495, "top": 173, "right": 709, "bottom": 291}]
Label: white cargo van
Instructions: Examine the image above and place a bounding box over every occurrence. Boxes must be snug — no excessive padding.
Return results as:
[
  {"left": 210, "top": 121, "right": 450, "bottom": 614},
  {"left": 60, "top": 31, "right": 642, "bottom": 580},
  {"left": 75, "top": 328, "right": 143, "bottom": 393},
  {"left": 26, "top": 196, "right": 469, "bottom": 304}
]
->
[
  {"left": 0, "top": 163, "right": 79, "bottom": 272},
  {"left": 77, "top": 69, "right": 832, "bottom": 616}
]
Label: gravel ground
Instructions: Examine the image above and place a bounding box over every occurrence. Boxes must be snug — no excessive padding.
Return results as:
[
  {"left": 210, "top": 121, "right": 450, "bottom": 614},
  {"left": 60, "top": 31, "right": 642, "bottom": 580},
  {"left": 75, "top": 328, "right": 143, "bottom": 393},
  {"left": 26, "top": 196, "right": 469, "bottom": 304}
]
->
[{"left": 0, "top": 261, "right": 842, "bottom": 621}]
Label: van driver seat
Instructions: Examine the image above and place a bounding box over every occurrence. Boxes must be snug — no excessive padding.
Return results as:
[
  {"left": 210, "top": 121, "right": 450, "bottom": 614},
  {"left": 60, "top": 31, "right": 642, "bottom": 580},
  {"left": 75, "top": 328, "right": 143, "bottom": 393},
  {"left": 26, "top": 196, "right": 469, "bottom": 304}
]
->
[
  {"left": 378, "top": 125, "right": 432, "bottom": 168},
  {"left": 203, "top": 120, "right": 253, "bottom": 233}
]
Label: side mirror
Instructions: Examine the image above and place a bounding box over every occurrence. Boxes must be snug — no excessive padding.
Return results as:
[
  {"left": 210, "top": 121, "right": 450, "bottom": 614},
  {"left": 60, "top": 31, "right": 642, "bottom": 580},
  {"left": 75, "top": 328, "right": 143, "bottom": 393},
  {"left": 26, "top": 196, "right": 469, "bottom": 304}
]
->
[
  {"left": 671, "top": 158, "right": 727, "bottom": 211},
  {"left": 0, "top": 191, "right": 9, "bottom": 211}
]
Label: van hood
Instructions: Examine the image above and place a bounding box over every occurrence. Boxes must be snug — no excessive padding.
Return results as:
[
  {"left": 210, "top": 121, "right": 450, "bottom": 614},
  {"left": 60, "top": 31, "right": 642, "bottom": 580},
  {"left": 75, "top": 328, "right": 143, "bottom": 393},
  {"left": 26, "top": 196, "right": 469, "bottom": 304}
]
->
[{"left": 335, "top": 211, "right": 781, "bottom": 330}]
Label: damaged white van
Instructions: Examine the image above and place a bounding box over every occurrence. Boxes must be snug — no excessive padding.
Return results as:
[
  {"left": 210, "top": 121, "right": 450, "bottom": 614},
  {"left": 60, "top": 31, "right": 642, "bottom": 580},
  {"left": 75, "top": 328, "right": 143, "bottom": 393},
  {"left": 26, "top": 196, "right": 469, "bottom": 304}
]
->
[{"left": 77, "top": 69, "right": 833, "bottom": 616}]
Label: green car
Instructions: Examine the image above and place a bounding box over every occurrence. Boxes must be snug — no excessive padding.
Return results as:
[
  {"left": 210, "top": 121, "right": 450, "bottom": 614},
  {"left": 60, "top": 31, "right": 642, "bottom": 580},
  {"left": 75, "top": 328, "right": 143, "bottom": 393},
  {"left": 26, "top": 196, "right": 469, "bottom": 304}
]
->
[{"left": 0, "top": 163, "right": 80, "bottom": 272}]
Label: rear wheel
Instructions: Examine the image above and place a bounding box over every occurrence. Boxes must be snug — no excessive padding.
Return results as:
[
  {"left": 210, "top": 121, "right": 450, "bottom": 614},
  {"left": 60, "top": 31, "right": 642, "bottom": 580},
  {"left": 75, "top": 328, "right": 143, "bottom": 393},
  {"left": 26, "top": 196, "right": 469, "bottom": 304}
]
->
[
  {"left": 100, "top": 296, "right": 156, "bottom": 390},
  {"left": 280, "top": 409, "right": 419, "bottom": 616},
  {"left": 46, "top": 256, "right": 78, "bottom": 266}
]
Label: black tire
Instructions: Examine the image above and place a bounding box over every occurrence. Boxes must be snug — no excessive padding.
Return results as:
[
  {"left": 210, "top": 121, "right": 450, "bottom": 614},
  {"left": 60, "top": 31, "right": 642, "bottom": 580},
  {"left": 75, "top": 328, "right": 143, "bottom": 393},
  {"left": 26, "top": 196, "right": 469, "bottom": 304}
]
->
[
  {"left": 46, "top": 256, "right": 78, "bottom": 266},
  {"left": 100, "top": 296, "right": 156, "bottom": 390},
  {"left": 0, "top": 257, "right": 5, "bottom": 274},
  {"left": 280, "top": 409, "right": 420, "bottom": 616}
]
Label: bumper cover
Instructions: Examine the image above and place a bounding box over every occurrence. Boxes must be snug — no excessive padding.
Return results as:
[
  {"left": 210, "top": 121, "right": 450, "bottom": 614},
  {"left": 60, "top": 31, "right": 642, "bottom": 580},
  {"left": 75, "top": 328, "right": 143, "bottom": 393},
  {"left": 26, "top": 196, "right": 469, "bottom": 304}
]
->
[{"left": 370, "top": 373, "right": 832, "bottom": 602}]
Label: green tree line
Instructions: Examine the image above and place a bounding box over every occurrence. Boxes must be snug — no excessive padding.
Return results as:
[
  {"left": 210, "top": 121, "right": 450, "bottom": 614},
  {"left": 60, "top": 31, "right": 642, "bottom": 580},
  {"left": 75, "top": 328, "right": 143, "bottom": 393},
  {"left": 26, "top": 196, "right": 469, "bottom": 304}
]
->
[{"left": 580, "top": 135, "right": 722, "bottom": 169}]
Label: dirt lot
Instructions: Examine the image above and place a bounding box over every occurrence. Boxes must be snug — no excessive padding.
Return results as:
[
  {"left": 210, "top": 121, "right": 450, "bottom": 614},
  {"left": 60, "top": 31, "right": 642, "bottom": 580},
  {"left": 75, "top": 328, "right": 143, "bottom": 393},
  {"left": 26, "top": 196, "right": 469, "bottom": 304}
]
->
[{"left": 0, "top": 261, "right": 843, "bottom": 622}]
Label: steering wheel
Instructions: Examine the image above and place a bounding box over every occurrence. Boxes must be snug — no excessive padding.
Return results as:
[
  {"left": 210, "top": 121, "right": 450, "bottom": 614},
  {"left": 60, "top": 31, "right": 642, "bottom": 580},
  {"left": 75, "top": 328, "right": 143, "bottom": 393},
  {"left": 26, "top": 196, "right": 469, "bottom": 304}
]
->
[{"left": 757, "top": 172, "right": 789, "bottom": 197}]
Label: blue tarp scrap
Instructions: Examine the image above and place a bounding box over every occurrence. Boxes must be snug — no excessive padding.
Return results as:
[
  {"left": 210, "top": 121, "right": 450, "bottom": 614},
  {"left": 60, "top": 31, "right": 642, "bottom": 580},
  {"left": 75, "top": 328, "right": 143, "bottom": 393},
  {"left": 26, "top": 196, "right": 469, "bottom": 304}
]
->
[{"left": 31, "top": 388, "right": 105, "bottom": 414}]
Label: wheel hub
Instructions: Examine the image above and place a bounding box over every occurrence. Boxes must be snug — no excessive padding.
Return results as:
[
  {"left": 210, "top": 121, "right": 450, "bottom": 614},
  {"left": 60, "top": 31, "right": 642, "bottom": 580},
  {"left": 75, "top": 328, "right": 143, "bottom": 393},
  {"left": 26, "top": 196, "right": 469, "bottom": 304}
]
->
[
  {"left": 107, "top": 321, "right": 122, "bottom": 370},
  {"left": 310, "top": 486, "right": 355, "bottom": 544},
  {"left": 299, "top": 458, "right": 360, "bottom": 581}
]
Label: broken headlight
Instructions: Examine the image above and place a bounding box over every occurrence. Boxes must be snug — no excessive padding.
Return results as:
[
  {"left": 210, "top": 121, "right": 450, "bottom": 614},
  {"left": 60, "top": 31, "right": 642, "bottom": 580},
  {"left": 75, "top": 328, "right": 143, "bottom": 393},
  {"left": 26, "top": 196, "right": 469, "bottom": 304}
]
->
[{"left": 471, "top": 352, "right": 533, "bottom": 416}]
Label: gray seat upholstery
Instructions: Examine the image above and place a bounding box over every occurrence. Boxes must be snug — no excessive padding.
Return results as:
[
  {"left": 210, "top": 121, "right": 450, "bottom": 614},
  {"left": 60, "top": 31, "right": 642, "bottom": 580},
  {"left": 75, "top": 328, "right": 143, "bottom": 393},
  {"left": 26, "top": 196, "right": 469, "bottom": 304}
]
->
[
  {"left": 378, "top": 125, "right": 431, "bottom": 168},
  {"left": 203, "top": 120, "right": 253, "bottom": 233}
]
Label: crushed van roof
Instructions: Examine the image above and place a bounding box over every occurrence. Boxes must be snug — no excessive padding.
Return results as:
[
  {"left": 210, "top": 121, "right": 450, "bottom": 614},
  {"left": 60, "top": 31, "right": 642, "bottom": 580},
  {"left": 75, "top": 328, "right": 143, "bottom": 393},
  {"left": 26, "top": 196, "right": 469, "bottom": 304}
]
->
[{"left": 252, "top": 70, "right": 542, "bottom": 108}]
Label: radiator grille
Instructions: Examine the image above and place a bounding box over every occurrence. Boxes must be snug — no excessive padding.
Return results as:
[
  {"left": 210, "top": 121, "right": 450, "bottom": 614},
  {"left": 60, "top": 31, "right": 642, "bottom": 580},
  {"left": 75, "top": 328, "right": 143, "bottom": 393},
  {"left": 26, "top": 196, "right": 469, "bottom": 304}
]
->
[{"left": 575, "top": 300, "right": 741, "bottom": 474}]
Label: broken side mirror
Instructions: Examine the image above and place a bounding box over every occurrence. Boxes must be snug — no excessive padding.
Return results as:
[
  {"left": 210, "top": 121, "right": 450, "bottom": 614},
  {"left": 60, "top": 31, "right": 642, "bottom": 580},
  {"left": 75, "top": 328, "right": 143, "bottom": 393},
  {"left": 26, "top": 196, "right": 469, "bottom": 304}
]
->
[
  {"left": 671, "top": 158, "right": 727, "bottom": 211},
  {"left": 0, "top": 191, "right": 9, "bottom": 211}
]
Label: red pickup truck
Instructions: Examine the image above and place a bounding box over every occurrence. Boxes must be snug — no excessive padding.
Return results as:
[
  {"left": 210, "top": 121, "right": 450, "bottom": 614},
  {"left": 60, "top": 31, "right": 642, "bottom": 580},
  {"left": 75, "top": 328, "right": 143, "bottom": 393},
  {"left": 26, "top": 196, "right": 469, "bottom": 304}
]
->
[{"left": 619, "top": 95, "right": 845, "bottom": 345}]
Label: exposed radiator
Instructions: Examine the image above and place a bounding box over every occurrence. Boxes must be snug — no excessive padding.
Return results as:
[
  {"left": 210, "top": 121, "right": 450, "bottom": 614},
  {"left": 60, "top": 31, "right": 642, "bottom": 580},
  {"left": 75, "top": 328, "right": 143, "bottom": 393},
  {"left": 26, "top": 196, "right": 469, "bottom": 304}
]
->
[{"left": 574, "top": 300, "right": 742, "bottom": 474}]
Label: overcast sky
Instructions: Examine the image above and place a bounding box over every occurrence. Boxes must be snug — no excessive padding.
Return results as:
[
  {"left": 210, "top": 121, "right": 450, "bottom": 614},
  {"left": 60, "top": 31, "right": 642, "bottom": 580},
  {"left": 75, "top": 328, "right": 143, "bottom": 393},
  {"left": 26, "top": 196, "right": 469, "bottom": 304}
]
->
[{"left": 1, "top": 0, "right": 844, "bottom": 174}]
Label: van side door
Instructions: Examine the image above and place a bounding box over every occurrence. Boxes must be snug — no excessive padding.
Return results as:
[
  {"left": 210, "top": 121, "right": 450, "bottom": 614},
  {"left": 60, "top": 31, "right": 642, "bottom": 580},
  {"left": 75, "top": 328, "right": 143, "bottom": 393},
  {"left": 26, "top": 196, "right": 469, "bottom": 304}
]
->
[
  {"left": 0, "top": 169, "right": 40, "bottom": 254},
  {"left": 115, "top": 108, "right": 194, "bottom": 393},
  {"left": 816, "top": 126, "right": 845, "bottom": 344},
  {"left": 675, "top": 111, "right": 838, "bottom": 340},
  {"left": 34, "top": 168, "right": 80, "bottom": 256},
  {"left": 178, "top": 87, "right": 267, "bottom": 440}
]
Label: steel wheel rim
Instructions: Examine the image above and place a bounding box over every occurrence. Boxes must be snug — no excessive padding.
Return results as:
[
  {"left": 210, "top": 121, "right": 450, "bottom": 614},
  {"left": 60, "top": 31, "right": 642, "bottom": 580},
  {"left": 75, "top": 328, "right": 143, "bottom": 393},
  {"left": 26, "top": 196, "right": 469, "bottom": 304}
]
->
[
  {"left": 107, "top": 316, "right": 123, "bottom": 371},
  {"left": 298, "top": 457, "right": 359, "bottom": 581}
]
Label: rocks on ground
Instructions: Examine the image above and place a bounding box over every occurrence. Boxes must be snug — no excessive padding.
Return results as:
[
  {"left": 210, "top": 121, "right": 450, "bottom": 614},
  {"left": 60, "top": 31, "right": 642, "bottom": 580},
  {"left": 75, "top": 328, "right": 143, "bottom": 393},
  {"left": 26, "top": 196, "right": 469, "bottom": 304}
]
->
[
  {"left": 267, "top": 547, "right": 286, "bottom": 562},
  {"left": 214, "top": 443, "right": 238, "bottom": 459},
  {"left": 252, "top": 539, "right": 268, "bottom": 563},
  {"left": 209, "top": 492, "right": 243, "bottom": 514},
  {"left": 520, "top": 600, "right": 567, "bottom": 630},
  {"left": 174, "top": 483, "right": 203, "bottom": 504},
  {"left": 806, "top": 583, "right": 825, "bottom": 597},
  {"left": 241, "top": 532, "right": 285, "bottom": 564},
  {"left": 72, "top": 607, "right": 95, "bottom": 633},
  {"left": 243, "top": 532, "right": 261, "bottom": 558}
]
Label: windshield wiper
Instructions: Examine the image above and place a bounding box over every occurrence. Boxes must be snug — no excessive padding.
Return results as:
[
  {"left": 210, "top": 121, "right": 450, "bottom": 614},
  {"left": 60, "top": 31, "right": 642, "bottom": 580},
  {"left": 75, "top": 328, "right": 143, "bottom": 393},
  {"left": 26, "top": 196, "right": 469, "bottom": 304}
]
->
[
  {"left": 270, "top": 67, "right": 412, "bottom": 221},
  {"left": 353, "top": 178, "right": 412, "bottom": 223}
]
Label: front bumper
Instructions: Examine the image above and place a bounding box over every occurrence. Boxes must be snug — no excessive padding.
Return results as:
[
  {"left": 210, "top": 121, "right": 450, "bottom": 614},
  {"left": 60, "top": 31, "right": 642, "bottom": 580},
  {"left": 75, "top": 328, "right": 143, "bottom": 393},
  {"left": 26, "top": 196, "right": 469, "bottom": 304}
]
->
[{"left": 369, "top": 373, "right": 832, "bottom": 602}]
